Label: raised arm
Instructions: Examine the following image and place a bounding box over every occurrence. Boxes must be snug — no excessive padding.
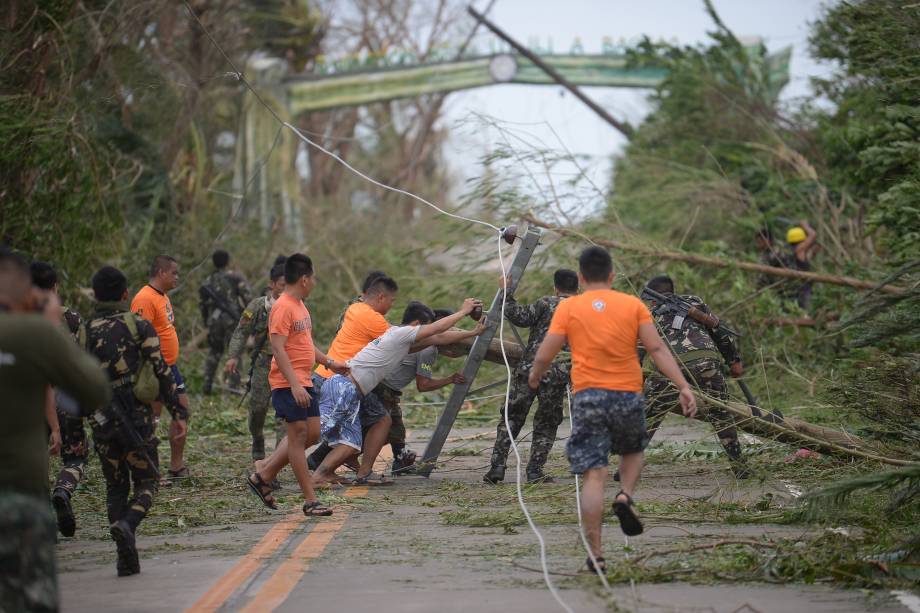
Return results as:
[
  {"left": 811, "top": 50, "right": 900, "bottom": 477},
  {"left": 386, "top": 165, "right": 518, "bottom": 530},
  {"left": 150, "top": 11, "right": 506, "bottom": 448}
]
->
[
  {"left": 34, "top": 321, "right": 111, "bottom": 414},
  {"left": 414, "top": 298, "right": 482, "bottom": 342},
  {"left": 637, "top": 323, "right": 697, "bottom": 417},
  {"left": 796, "top": 220, "right": 818, "bottom": 261}
]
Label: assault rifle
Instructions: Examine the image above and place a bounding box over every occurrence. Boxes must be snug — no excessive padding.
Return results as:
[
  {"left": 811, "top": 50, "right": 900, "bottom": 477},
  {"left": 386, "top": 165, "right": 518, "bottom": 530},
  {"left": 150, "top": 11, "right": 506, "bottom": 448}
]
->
[
  {"left": 199, "top": 284, "right": 243, "bottom": 322},
  {"left": 68, "top": 388, "right": 160, "bottom": 478},
  {"left": 640, "top": 287, "right": 741, "bottom": 338}
]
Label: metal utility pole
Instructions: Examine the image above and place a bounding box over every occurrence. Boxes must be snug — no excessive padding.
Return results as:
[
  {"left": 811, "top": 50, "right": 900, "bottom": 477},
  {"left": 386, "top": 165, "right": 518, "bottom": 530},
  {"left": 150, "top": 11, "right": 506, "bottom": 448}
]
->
[
  {"left": 467, "top": 6, "right": 634, "bottom": 139},
  {"left": 416, "top": 226, "right": 543, "bottom": 477}
]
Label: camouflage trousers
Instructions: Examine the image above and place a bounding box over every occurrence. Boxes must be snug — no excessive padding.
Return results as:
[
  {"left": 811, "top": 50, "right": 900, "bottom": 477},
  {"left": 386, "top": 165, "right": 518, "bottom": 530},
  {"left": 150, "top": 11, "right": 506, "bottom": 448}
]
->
[
  {"left": 93, "top": 425, "right": 159, "bottom": 530},
  {"left": 377, "top": 386, "right": 407, "bottom": 450},
  {"left": 490, "top": 367, "right": 567, "bottom": 475},
  {"left": 204, "top": 316, "right": 240, "bottom": 391},
  {"left": 52, "top": 408, "right": 88, "bottom": 498},
  {"left": 644, "top": 358, "right": 743, "bottom": 463},
  {"left": 0, "top": 491, "right": 58, "bottom": 612},
  {"left": 248, "top": 353, "right": 286, "bottom": 461}
]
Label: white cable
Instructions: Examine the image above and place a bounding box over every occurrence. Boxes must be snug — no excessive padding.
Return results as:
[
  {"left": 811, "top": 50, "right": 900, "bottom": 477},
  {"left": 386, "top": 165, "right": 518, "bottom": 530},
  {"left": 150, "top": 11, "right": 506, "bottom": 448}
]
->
[
  {"left": 497, "top": 234, "right": 574, "bottom": 613},
  {"left": 185, "top": 9, "right": 571, "bottom": 610}
]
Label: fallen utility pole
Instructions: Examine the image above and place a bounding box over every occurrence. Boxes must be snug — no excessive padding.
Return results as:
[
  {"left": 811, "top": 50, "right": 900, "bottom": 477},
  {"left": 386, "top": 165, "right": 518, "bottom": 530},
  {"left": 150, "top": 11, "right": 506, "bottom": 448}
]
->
[
  {"left": 524, "top": 215, "right": 906, "bottom": 295},
  {"left": 467, "top": 6, "right": 633, "bottom": 139}
]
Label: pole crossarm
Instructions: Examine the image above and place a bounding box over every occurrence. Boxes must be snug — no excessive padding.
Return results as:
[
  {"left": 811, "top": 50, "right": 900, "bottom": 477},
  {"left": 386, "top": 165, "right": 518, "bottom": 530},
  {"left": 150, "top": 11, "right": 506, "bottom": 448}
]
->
[{"left": 416, "top": 226, "right": 543, "bottom": 477}]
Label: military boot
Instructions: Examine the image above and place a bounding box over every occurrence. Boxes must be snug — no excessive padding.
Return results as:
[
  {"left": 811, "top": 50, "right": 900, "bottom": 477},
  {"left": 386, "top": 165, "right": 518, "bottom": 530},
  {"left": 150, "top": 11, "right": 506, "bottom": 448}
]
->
[
  {"left": 110, "top": 519, "right": 140, "bottom": 577},
  {"left": 526, "top": 470, "right": 554, "bottom": 484},
  {"left": 391, "top": 448, "right": 417, "bottom": 476},
  {"left": 202, "top": 378, "right": 213, "bottom": 395},
  {"left": 483, "top": 464, "right": 506, "bottom": 484},
  {"left": 51, "top": 488, "right": 76, "bottom": 537}
]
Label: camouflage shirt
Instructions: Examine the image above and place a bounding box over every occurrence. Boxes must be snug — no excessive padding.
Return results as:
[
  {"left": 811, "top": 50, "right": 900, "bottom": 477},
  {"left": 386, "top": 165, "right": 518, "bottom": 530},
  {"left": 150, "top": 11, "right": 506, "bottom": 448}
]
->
[
  {"left": 503, "top": 293, "right": 572, "bottom": 373},
  {"left": 228, "top": 295, "right": 275, "bottom": 360},
  {"left": 199, "top": 269, "right": 252, "bottom": 325},
  {"left": 83, "top": 301, "right": 185, "bottom": 419},
  {"left": 648, "top": 294, "right": 740, "bottom": 365}
]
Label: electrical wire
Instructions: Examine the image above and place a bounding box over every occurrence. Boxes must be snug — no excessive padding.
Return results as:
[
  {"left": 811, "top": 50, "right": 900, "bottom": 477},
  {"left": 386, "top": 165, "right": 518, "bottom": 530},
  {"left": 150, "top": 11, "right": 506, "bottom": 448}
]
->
[{"left": 183, "top": 3, "right": 574, "bottom": 611}]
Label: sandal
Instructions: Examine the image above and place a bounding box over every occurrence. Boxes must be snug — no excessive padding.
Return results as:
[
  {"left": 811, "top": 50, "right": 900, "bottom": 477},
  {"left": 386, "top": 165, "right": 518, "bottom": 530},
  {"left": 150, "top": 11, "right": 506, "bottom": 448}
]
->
[
  {"left": 168, "top": 466, "right": 191, "bottom": 480},
  {"left": 303, "top": 501, "right": 333, "bottom": 517},
  {"left": 584, "top": 556, "right": 607, "bottom": 574},
  {"left": 246, "top": 473, "right": 278, "bottom": 510},
  {"left": 611, "top": 491, "right": 644, "bottom": 536},
  {"left": 353, "top": 473, "right": 394, "bottom": 486}
]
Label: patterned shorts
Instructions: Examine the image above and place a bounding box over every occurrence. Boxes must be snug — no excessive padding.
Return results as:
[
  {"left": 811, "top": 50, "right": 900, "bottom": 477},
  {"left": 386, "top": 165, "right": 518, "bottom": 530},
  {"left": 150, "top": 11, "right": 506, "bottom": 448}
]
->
[
  {"left": 319, "top": 375, "right": 363, "bottom": 451},
  {"left": 566, "top": 388, "right": 649, "bottom": 473}
]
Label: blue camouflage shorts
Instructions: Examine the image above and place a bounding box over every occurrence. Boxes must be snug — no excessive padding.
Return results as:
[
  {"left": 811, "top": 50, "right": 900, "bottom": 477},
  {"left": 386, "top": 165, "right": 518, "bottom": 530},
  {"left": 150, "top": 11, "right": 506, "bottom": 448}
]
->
[
  {"left": 567, "top": 388, "right": 649, "bottom": 474},
  {"left": 319, "top": 375, "right": 363, "bottom": 451}
]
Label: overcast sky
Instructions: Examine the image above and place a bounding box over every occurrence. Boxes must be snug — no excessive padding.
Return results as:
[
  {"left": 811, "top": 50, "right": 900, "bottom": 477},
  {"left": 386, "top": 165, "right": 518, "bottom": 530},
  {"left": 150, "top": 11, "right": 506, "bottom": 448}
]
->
[{"left": 439, "top": 0, "right": 834, "bottom": 203}]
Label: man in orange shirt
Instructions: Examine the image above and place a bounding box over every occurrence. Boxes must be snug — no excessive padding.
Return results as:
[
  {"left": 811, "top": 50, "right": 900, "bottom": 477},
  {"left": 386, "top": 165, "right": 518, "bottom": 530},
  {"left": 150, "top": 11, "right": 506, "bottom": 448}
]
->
[
  {"left": 307, "top": 273, "right": 398, "bottom": 473},
  {"left": 131, "top": 255, "right": 189, "bottom": 480},
  {"left": 246, "top": 254, "right": 348, "bottom": 516},
  {"left": 530, "top": 246, "right": 697, "bottom": 573}
]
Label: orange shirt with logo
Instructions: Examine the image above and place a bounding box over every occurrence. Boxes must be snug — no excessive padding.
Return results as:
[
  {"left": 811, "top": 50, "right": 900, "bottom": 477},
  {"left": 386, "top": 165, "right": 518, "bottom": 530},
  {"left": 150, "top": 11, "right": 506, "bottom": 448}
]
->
[
  {"left": 314, "top": 302, "right": 389, "bottom": 379},
  {"left": 268, "top": 292, "right": 316, "bottom": 390},
  {"left": 131, "top": 285, "right": 180, "bottom": 365},
  {"left": 547, "top": 289, "right": 652, "bottom": 393}
]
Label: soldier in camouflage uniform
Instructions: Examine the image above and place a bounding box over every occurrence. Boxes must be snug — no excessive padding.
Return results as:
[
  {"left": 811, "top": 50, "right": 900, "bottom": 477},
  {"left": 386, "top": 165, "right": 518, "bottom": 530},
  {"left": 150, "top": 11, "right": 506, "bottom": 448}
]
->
[
  {"left": 83, "top": 266, "right": 186, "bottom": 576},
  {"left": 485, "top": 269, "right": 580, "bottom": 484},
  {"left": 641, "top": 275, "right": 750, "bottom": 478},
  {"left": 1, "top": 248, "right": 111, "bottom": 612},
  {"left": 30, "top": 260, "right": 91, "bottom": 537},
  {"left": 225, "top": 263, "right": 287, "bottom": 462},
  {"left": 199, "top": 250, "right": 252, "bottom": 394}
]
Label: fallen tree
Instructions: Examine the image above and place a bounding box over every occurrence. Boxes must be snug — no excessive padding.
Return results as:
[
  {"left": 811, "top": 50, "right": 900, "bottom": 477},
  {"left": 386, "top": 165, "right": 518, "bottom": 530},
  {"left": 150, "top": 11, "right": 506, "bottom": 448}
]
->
[{"left": 524, "top": 215, "right": 907, "bottom": 295}]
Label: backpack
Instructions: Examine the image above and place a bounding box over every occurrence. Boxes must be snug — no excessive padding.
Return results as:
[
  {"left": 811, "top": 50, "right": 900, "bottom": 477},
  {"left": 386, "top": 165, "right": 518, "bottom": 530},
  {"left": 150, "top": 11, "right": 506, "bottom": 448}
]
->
[{"left": 79, "top": 312, "right": 159, "bottom": 404}]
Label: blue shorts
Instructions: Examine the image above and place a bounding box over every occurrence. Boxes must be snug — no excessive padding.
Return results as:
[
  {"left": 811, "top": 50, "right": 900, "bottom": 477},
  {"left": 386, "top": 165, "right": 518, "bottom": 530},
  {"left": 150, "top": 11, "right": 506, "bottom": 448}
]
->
[
  {"left": 170, "top": 365, "right": 186, "bottom": 393},
  {"left": 319, "top": 375, "right": 363, "bottom": 451},
  {"left": 272, "top": 386, "right": 319, "bottom": 423},
  {"left": 566, "top": 389, "right": 649, "bottom": 474}
]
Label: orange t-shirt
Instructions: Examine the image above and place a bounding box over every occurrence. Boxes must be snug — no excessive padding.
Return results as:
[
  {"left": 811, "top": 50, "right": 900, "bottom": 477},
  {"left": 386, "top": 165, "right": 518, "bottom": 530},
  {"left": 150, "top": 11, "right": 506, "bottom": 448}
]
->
[
  {"left": 268, "top": 292, "right": 315, "bottom": 390},
  {"left": 131, "top": 284, "right": 179, "bottom": 365},
  {"left": 314, "top": 302, "right": 389, "bottom": 379},
  {"left": 547, "top": 289, "right": 652, "bottom": 393}
]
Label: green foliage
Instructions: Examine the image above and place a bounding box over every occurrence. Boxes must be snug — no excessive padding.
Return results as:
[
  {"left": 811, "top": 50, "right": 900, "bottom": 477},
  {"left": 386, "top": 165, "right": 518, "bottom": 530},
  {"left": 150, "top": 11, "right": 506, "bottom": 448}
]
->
[{"left": 809, "top": 0, "right": 920, "bottom": 262}]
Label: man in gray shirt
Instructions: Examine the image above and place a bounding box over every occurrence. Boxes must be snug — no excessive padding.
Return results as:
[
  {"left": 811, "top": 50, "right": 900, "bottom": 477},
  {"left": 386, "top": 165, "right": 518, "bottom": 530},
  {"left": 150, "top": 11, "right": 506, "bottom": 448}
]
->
[
  {"left": 314, "top": 298, "right": 485, "bottom": 486},
  {"left": 379, "top": 303, "right": 465, "bottom": 474}
]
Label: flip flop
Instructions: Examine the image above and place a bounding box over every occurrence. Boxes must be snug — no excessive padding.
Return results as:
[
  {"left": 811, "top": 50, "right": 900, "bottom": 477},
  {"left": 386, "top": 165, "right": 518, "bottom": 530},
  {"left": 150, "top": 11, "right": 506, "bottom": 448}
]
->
[{"left": 611, "top": 491, "right": 644, "bottom": 536}]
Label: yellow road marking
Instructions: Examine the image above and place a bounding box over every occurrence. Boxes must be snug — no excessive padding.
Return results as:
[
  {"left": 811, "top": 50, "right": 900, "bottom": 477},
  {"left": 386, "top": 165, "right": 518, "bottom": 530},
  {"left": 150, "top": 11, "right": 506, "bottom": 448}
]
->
[
  {"left": 237, "top": 487, "right": 368, "bottom": 613},
  {"left": 185, "top": 511, "right": 304, "bottom": 613},
  {"left": 186, "top": 432, "right": 394, "bottom": 612}
]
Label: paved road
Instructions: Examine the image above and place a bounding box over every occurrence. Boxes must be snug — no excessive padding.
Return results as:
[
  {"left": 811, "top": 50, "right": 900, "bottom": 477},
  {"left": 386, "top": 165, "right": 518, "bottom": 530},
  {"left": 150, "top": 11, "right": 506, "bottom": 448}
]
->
[{"left": 57, "top": 422, "right": 911, "bottom": 613}]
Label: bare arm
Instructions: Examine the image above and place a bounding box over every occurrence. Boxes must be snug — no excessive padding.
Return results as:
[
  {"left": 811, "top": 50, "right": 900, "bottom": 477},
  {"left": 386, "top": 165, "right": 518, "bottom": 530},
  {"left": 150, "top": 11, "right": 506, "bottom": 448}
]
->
[
  {"left": 270, "top": 333, "right": 310, "bottom": 407},
  {"left": 414, "top": 298, "right": 482, "bottom": 342},
  {"left": 45, "top": 387, "right": 61, "bottom": 455},
  {"left": 528, "top": 333, "right": 566, "bottom": 389},
  {"left": 416, "top": 372, "right": 465, "bottom": 392},
  {"left": 796, "top": 220, "right": 818, "bottom": 260},
  {"left": 411, "top": 320, "right": 486, "bottom": 351},
  {"left": 638, "top": 323, "right": 697, "bottom": 417},
  {"left": 313, "top": 346, "right": 348, "bottom": 375}
]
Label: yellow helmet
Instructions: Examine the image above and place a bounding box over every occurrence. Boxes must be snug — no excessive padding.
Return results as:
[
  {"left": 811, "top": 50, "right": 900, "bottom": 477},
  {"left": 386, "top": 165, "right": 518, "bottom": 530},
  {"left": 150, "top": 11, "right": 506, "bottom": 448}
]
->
[{"left": 787, "top": 226, "right": 807, "bottom": 244}]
